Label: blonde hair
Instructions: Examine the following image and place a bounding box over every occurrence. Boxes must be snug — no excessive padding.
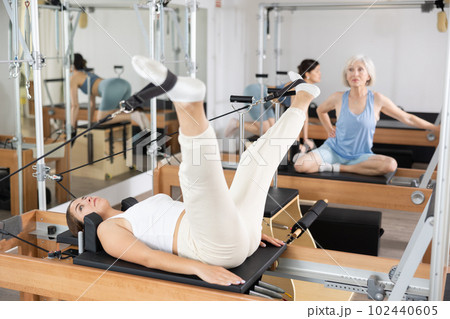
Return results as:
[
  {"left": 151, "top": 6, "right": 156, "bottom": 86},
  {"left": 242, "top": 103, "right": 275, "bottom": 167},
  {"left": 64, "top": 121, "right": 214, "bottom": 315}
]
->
[{"left": 343, "top": 55, "right": 376, "bottom": 87}]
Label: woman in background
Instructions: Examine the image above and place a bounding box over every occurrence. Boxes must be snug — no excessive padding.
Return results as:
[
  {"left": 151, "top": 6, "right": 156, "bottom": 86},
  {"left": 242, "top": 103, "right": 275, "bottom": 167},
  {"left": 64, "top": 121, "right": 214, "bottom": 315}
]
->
[
  {"left": 225, "top": 59, "right": 321, "bottom": 156},
  {"left": 70, "top": 53, "right": 149, "bottom": 137},
  {"left": 294, "top": 55, "right": 439, "bottom": 176}
]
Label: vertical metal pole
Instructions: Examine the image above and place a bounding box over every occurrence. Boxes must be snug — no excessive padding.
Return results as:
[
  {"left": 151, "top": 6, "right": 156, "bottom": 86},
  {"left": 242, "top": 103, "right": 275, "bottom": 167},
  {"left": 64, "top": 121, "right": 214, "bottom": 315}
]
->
[
  {"left": 54, "top": 9, "right": 60, "bottom": 55},
  {"left": 11, "top": 0, "right": 24, "bottom": 214},
  {"left": 429, "top": 6, "right": 450, "bottom": 301},
  {"left": 30, "top": 0, "right": 47, "bottom": 210},
  {"left": 272, "top": 102, "right": 280, "bottom": 188},
  {"left": 274, "top": 8, "right": 281, "bottom": 85},
  {"left": 184, "top": 3, "right": 190, "bottom": 70},
  {"left": 148, "top": 1, "right": 158, "bottom": 187},
  {"left": 159, "top": 0, "right": 165, "bottom": 63},
  {"left": 62, "top": 1, "right": 72, "bottom": 141},
  {"left": 86, "top": 76, "right": 93, "bottom": 164},
  {"left": 258, "top": 4, "right": 267, "bottom": 137},
  {"left": 188, "top": 0, "right": 197, "bottom": 78}
]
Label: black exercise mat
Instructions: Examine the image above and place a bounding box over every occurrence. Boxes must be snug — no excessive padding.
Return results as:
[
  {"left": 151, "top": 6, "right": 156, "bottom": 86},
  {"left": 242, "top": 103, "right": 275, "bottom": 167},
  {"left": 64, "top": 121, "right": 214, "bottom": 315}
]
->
[{"left": 74, "top": 243, "right": 286, "bottom": 294}]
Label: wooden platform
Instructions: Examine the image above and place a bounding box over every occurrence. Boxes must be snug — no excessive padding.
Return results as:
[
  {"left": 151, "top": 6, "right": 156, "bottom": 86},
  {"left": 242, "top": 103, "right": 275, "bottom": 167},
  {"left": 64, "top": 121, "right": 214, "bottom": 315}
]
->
[
  {"left": 306, "top": 118, "right": 439, "bottom": 147},
  {"left": 156, "top": 164, "right": 432, "bottom": 213}
]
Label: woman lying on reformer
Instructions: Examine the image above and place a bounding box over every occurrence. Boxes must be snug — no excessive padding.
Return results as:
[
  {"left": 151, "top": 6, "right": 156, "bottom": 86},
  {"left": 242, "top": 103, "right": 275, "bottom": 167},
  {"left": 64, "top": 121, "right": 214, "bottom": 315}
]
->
[
  {"left": 66, "top": 56, "right": 320, "bottom": 286},
  {"left": 294, "top": 55, "right": 440, "bottom": 176}
]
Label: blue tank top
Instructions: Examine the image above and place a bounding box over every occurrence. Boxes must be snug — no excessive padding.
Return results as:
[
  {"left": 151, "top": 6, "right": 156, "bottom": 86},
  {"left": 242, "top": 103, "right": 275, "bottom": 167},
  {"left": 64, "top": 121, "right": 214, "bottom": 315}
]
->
[
  {"left": 325, "top": 90, "right": 376, "bottom": 159},
  {"left": 79, "top": 72, "right": 101, "bottom": 95}
]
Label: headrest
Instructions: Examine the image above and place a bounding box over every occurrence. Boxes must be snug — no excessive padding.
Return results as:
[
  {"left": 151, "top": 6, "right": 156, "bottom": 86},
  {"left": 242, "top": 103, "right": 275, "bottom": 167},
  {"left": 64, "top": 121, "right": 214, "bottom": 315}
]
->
[
  {"left": 84, "top": 213, "right": 103, "bottom": 253},
  {"left": 121, "top": 197, "right": 139, "bottom": 211}
]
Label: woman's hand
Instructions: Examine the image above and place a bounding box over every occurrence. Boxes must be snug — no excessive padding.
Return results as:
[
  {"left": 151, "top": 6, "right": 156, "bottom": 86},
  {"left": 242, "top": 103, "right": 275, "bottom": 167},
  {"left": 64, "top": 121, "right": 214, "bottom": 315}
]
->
[
  {"left": 327, "top": 127, "right": 336, "bottom": 138},
  {"left": 196, "top": 263, "right": 245, "bottom": 286},
  {"left": 260, "top": 233, "right": 285, "bottom": 248},
  {"left": 303, "top": 138, "right": 315, "bottom": 150},
  {"left": 431, "top": 124, "right": 441, "bottom": 135}
]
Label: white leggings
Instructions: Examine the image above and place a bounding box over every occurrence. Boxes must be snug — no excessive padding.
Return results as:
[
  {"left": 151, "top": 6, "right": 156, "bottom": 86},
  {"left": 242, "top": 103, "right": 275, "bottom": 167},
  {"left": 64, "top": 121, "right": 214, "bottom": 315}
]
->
[{"left": 177, "top": 107, "right": 306, "bottom": 268}]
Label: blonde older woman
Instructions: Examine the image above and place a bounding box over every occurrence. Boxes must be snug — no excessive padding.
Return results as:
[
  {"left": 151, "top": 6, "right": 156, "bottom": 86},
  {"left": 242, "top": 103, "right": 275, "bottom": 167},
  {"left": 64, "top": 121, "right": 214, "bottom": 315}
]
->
[{"left": 294, "top": 55, "right": 439, "bottom": 176}]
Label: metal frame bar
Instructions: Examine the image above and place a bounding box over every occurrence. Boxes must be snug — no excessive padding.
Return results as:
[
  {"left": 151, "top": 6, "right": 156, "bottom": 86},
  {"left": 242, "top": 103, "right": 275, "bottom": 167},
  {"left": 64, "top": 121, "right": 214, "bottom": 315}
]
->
[
  {"left": 29, "top": 0, "right": 47, "bottom": 210},
  {"left": 267, "top": 258, "right": 429, "bottom": 300},
  {"left": 11, "top": 0, "right": 23, "bottom": 215},
  {"left": 260, "top": 1, "right": 439, "bottom": 11},
  {"left": 186, "top": 0, "right": 197, "bottom": 78},
  {"left": 63, "top": 1, "right": 72, "bottom": 141},
  {"left": 147, "top": 0, "right": 158, "bottom": 189},
  {"left": 430, "top": 4, "right": 450, "bottom": 301}
]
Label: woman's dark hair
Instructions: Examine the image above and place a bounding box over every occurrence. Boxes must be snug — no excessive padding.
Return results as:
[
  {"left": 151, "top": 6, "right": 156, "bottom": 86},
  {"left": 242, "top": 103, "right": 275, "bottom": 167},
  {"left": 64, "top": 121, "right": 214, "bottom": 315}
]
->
[
  {"left": 73, "top": 53, "right": 87, "bottom": 71},
  {"left": 66, "top": 199, "right": 84, "bottom": 236},
  {"left": 297, "top": 59, "right": 320, "bottom": 77}
]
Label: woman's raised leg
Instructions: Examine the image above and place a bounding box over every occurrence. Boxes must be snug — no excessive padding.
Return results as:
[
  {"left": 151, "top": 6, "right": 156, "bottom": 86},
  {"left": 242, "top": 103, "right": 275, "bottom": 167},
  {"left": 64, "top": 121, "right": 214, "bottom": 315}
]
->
[
  {"left": 229, "top": 72, "right": 320, "bottom": 256},
  {"left": 132, "top": 56, "right": 249, "bottom": 266}
]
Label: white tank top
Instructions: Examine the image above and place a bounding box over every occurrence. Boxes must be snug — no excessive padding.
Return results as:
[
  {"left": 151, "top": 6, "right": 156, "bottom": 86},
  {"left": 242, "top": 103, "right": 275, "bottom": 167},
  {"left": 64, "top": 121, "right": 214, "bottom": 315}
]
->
[{"left": 108, "top": 194, "right": 184, "bottom": 254}]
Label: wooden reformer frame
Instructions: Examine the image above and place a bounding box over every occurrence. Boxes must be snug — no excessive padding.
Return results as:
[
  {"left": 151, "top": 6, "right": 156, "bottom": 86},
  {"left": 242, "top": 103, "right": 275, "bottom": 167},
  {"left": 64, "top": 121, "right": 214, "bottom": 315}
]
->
[
  {"left": 157, "top": 163, "right": 434, "bottom": 213},
  {"left": 306, "top": 118, "right": 439, "bottom": 148}
]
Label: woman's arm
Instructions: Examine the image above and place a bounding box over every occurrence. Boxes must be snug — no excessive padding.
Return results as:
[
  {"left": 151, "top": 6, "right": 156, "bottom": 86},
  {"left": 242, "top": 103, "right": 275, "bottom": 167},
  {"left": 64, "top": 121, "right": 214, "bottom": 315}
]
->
[
  {"left": 89, "top": 94, "right": 96, "bottom": 123},
  {"left": 378, "top": 93, "right": 440, "bottom": 133},
  {"left": 317, "top": 92, "right": 340, "bottom": 138},
  {"left": 300, "top": 114, "right": 316, "bottom": 150},
  {"left": 97, "top": 220, "right": 245, "bottom": 286}
]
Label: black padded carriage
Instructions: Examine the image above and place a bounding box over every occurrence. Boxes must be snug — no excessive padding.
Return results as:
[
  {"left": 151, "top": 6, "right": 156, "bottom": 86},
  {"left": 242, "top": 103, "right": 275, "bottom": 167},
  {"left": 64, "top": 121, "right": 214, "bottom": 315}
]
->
[
  {"left": 279, "top": 163, "right": 396, "bottom": 185},
  {"left": 74, "top": 242, "right": 285, "bottom": 294}
]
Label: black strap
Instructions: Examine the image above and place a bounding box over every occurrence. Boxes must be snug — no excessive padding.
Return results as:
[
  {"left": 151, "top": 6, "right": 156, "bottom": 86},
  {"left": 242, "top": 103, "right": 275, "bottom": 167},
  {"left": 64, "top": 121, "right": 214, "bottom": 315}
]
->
[
  {"left": 121, "top": 70, "right": 178, "bottom": 111},
  {"left": 264, "top": 78, "right": 305, "bottom": 102}
]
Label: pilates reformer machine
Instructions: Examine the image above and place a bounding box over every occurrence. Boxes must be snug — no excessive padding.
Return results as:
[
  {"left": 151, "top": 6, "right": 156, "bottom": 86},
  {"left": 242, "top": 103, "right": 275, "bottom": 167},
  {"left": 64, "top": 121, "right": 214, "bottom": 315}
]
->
[
  {"left": 224, "top": 88, "right": 437, "bottom": 215},
  {"left": 0, "top": 0, "right": 448, "bottom": 302},
  {"left": 0, "top": 162, "right": 439, "bottom": 301}
]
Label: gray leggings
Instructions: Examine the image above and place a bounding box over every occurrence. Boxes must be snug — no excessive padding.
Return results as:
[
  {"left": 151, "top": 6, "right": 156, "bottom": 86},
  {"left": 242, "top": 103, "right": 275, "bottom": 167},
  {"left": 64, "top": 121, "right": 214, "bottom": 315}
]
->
[{"left": 97, "top": 78, "right": 131, "bottom": 111}]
